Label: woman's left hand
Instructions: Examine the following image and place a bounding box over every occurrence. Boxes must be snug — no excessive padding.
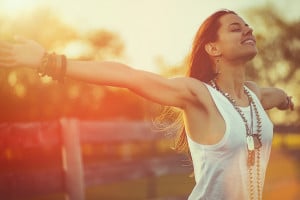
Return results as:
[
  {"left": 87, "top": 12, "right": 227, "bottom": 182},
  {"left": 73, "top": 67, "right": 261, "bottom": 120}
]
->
[
  {"left": 286, "top": 96, "right": 294, "bottom": 111},
  {"left": 278, "top": 95, "right": 294, "bottom": 111},
  {"left": 0, "top": 36, "right": 45, "bottom": 69}
]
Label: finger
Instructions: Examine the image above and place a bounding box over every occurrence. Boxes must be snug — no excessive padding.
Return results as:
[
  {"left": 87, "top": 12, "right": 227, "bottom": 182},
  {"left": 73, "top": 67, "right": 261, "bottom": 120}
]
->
[
  {"left": 289, "top": 96, "right": 294, "bottom": 111},
  {"left": 290, "top": 103, "right": 294, "bottom": 111},
  {"left": 291, "top": 103, "right": 294, "bottom": 111}
]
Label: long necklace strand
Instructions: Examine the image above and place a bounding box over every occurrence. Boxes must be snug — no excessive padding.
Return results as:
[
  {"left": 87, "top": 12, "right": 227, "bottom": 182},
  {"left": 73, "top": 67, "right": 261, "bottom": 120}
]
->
[{"left": 209, "top": 80, "right": 262, "bottom": 200}]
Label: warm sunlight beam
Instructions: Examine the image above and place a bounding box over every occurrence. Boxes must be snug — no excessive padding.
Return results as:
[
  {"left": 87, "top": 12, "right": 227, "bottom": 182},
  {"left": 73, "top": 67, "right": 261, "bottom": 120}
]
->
[{"left": 0, "top": 0, "right": 38, "bottom": 16}]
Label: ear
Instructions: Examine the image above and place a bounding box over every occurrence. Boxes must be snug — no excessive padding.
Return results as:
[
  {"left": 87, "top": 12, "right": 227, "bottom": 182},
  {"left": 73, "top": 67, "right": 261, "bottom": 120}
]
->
[{"left": 204, "top": 42, "right": 221, "bottom": 57}]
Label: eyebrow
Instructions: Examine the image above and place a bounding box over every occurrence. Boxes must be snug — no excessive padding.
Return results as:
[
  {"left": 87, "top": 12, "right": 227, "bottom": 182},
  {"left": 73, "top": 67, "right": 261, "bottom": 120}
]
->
[{"left": 229, "top": 22, "right": 249, "bottom": 27}]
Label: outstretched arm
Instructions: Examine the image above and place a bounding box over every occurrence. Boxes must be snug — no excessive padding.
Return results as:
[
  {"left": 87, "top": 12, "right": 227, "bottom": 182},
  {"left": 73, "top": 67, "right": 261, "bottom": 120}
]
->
[
  {"left": 0, "top": 37, "right": 195, "bottom": 108},
  {"left": 245, "top": 81, "right": 294, "bottom": 111},
  {"left": 66, "top": 60, "right": 195, "bottom": 108},
  {"left": 260, "top": 87, "right": 294, "bottom": 111}
]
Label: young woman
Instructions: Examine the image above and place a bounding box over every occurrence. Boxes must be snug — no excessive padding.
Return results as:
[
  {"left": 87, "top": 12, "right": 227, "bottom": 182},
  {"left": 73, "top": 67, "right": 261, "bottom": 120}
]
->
[{"left": 0, "top": 9, "right": 294, "bottom": 200}]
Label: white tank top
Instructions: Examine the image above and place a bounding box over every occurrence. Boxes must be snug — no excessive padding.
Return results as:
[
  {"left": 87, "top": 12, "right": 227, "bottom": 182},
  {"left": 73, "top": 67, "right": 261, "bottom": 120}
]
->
[{"left": 187, "top": 83, "right": 273, "bottom": 200}]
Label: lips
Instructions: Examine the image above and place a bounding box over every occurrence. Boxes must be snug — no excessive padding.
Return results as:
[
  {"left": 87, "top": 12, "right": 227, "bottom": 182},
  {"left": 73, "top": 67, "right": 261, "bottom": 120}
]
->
[{"left": 241, "top": 38, "right": 256, "bottom": 45}]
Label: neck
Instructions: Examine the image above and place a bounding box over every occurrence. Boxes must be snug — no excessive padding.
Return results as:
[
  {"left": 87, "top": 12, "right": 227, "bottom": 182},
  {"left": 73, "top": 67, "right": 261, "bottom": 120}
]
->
[{"left": 214, "top": 62, "right": 246, "bottom": 99}]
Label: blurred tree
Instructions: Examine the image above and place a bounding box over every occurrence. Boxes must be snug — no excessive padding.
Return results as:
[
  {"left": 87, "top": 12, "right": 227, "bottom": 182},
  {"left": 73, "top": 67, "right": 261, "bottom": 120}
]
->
[
  {"left": 243, "top": 6, "right": 300, "bottom": 86},
  {"left": 243, "top": 6, "right": 300, "bottom": 124},
  {"left": 156, "top": 6, "right": 300, "bottom": 124},
  {"left": 0, "top": 8, "right": 145, "bottom": 122},
  {"left": 0, "top": 8, "right": 78, "bottom": 49},
  {"left": 87, "top": 30, "right": 125, "bottom": 60}
]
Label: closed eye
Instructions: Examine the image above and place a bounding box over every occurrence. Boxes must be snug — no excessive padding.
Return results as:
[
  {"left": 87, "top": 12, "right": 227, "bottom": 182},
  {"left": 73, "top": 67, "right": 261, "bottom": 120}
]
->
[
  {"left": 229, "top": 23, "right": 242, "bottom": 32},
  {"left": 231, "top": 28, "right": 241, "bottom": 32}
]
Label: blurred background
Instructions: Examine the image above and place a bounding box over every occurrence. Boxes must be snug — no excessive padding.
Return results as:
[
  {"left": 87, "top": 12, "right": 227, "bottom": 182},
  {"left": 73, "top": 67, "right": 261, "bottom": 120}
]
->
[{"left": 0, "top": 0, "right": 299, "bottom": 199}]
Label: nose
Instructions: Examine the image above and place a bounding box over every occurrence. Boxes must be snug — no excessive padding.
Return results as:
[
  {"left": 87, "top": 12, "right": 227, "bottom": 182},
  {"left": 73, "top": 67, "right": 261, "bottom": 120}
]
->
[{"left": 243, "top": 26, "right": 253, "bottom": 36}]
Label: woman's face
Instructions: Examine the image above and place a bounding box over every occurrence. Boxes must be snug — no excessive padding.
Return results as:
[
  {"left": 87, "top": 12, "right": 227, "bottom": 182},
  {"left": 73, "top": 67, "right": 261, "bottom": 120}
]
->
[{"left": 215, "top": 13, "right": 257, "bottom": 62}]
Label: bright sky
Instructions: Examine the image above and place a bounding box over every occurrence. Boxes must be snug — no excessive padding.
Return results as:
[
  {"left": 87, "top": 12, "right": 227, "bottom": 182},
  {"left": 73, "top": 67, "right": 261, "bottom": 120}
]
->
[{"left": 0, "top": 0, "right": 299, "bottom": 72}]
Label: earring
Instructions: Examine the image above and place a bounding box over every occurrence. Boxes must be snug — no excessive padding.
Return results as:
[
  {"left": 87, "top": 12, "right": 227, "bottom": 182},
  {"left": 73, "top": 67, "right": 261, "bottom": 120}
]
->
[{"left": 214, "top": 58, "right": 221, "bottom": 77}]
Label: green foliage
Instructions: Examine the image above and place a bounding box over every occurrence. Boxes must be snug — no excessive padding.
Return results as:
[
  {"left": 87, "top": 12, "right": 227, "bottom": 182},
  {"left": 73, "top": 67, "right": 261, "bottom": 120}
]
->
[
  {"left": 243, "top": 6, "right": 300, "bottom": 123},
  {"left": 244, "top": 6, "right": 300, "bottom": 86}
]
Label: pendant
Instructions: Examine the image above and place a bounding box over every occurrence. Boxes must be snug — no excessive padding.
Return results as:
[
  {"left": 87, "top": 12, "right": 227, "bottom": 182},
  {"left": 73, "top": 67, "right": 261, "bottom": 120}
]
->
[
  {"left": 253, "top": 134, "right": 262, "bottom": 149},
  {"left": 246, "top": 135, "right": 255, "bottom": 151},
  {"left": 247, "top": 150, "right": 255, "bottom": 166},
  {"left": 247, "top": 135, "right": 262, "bottom": 151},
  {"left": 246, "top": 135, "right": 262, "bottom": 167}
]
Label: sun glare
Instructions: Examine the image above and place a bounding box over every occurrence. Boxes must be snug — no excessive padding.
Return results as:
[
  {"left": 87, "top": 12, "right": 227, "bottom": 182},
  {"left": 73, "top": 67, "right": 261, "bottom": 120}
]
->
[
  {"left": 62, "top": 40, "right": 93, "bottom": 58},
  {"left": 0, "top": 0, "right": 38, "bottom": 16}
]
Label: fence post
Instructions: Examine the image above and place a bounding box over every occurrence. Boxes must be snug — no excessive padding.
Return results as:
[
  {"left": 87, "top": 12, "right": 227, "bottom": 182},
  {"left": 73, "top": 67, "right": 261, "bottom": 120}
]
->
[{"left": 60, "top": 118, "right": 85, "bottom": 200}]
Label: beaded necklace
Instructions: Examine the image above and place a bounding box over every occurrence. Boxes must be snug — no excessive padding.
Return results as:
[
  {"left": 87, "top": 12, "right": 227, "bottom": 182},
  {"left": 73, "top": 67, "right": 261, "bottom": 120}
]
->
[{"left": 209, "top": 80, "right": 262, "bottom": 200}]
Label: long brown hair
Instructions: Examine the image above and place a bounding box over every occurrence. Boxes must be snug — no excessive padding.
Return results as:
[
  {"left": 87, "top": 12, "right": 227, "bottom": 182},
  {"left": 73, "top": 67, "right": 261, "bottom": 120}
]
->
[
  {"left": 187, "top": 9, "right": 236, "bottom": 82},
  {"left": 173, "top": 9, "right": 237, "bottom": 154}
]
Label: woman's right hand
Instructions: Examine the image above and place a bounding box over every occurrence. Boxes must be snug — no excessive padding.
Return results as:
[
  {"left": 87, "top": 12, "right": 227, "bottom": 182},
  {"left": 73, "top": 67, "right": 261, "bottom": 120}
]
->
[{"left": 0, "top": 36, "right": 45, "bottom": 69}]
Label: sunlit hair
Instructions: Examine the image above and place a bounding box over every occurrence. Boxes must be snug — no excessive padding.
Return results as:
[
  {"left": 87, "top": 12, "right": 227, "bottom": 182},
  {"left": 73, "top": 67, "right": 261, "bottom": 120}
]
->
[
  {"left": 158, "top": 9, "right": 238, "bottom": 159},
  {"left": 187, "top": 9, "right": 237, "bottom": 82}
]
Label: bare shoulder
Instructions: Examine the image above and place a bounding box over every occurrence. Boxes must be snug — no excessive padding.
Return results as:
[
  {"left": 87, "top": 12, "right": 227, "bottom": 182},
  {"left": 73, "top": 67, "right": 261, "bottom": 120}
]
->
[
  {"left": 170, "top": 76, "right": 207, "bottom": 91},
  {"left": 182, "top": 77, "right": 208, "bottom": 94},
  {"left": 180, "top": 77, "right": 211, "bottom": 105},
  {"left": 245, "top": 81, "right": 262, "bottom": 100}
]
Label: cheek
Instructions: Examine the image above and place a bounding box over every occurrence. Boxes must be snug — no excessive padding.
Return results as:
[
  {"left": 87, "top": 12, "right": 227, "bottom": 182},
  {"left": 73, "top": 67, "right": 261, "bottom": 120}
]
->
[
  {"left": 218, "top": 40, "right": 239, "bottom": 57},
  {"left": 220, "top": 43, "right": 257, "bottom": 61},
  {"left": 217, "top": 35, "right": 240, "bottom": 53}
]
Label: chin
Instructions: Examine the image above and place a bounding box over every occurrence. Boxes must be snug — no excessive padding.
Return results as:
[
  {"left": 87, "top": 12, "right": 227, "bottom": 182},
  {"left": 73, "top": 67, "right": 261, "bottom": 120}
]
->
[
  {"left": 242, "top": 49, "right": 257, "bottom": 61},
  {"left": 247, "top": 52, "right": 257, "bottom": 60}
]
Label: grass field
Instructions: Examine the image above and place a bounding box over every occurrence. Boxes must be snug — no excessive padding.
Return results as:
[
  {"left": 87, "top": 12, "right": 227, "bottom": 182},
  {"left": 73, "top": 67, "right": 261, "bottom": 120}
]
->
[
  {"left": 25, "top": 149, "right": 299, "bottom": 200},
  {"left": 15, "top": 133, "right": 300, "bottom": 200},
  {"left": 25, "top": 173, "right": 193, "bottom": 200},
  {"left": 263, "top": 149, "right": 300, "bottom": 200},
  {"left": 86, "top": 148, "right": 300, "bottom": 200}
]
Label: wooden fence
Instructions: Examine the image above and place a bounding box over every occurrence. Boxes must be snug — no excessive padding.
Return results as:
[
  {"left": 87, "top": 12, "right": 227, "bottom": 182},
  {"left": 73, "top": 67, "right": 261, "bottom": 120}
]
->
[
  {"left": 0, "top": 119, "right": 192, "bottom": 200},
  {"left": 0, "top": 119, "right": 299, "bottom": 200}
]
